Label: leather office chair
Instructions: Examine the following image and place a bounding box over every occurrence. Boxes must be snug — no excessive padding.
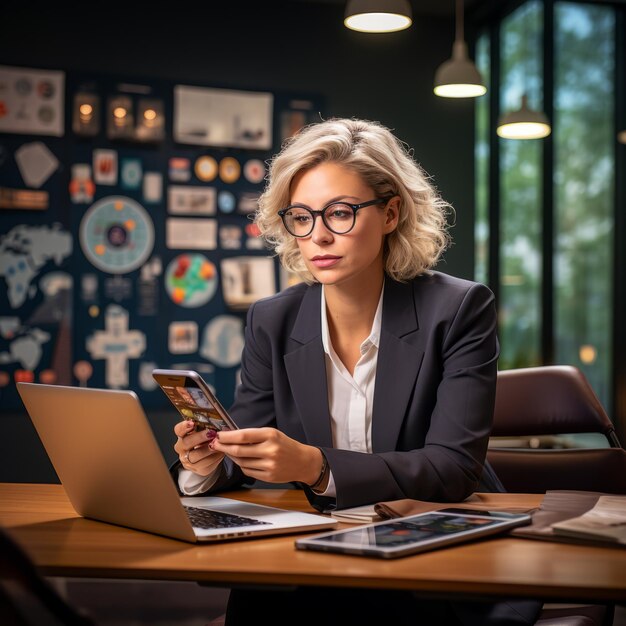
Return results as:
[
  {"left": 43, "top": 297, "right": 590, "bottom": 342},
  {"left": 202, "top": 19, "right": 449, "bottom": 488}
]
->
[
  {"left": 488, "top": 365, "right": 626, "bottom": 494},
  {"left": 488, "top": 365, "right": 625, "bottom": 626},
  {"left": 0, "top": 524, "right": 95, "bottom": 626}
]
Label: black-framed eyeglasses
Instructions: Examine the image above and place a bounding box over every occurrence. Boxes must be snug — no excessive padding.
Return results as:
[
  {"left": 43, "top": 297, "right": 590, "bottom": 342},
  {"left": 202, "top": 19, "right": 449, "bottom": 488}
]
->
[{"left": 278, "top": 197, "right": 393, "bottom": 238}]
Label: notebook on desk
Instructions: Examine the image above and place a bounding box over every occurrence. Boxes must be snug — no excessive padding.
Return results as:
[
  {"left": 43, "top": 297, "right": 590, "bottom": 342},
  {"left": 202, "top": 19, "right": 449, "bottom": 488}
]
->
[{"left": 16, "top": 382, "right": 337, "bottom": 543}]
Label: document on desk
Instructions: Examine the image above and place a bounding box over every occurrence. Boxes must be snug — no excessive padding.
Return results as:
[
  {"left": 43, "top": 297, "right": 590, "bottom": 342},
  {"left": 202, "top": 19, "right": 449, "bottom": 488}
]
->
[
  {"left": 511, "top": 489, "right": 626, "bottom": 547},
  {"left": 331, "top": 504, "right": 381, "bottom": 524},
  {"left": 550, "top": 495, "right": 626, "bottom": 545}
]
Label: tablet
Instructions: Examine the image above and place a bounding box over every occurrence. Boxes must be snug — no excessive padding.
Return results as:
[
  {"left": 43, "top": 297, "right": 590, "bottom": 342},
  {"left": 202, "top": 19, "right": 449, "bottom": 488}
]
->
[{"left": 295, "top": 508, "right": 532, "bottom": 559}]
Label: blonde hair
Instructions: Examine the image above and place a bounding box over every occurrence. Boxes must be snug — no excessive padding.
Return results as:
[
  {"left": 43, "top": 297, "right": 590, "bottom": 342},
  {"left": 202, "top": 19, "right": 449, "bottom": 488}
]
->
[{"left": 256, "top": 117, "right": 452, "bottom": 283}]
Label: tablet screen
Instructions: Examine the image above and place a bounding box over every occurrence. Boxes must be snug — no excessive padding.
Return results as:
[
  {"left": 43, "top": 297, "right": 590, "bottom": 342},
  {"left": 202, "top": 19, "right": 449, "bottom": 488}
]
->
[{"left": 295, "top": 510, "right": 531, "bottom": 558}]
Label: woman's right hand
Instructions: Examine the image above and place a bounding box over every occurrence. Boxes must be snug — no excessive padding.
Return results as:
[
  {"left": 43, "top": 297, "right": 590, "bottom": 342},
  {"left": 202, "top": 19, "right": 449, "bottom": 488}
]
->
[{"left": 173, "top": 420, "right": 225, "bottom": 477}]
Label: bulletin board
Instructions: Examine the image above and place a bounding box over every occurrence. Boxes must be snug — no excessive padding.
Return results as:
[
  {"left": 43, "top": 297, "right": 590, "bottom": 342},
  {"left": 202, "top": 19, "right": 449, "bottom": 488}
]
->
[{"left": 0, "top": 65, "right": 325, "bottom": 414}]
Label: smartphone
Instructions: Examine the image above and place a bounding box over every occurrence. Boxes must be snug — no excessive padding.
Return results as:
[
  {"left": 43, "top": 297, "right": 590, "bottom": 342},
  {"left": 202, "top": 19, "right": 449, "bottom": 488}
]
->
[{"left": 152, "top": 369, "right": 238, "bottom": 433}]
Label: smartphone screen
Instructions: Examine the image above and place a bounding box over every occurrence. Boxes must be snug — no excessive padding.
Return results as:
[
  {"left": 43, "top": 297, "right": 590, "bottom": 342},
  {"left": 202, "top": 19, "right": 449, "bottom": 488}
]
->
[{"left": 152, "top": 369, "right": 237, "bottom": 433}]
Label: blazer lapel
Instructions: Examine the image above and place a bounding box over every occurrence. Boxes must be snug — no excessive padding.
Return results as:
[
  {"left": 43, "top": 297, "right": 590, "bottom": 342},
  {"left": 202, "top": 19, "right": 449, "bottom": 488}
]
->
[
  {"left": 372, "top": 279, "right": 423, "bottom": 452},
  {"left": 284, "top": 284, "right": 334, "bottom": 447}
]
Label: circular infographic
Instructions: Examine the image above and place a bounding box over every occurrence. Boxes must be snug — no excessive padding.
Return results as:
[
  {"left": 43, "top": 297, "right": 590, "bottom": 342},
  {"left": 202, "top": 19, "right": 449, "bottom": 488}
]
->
[
  {"left": 200, "top": 315, "right": 244, "bottom": 367},
  {"left": 195, "top": 155, "right": 218, "bottom": 182},
  {"left": 243, "top": 159, "right": 265, "bottom": 184},
  {"left": 165, "top": 253, "right": 218, "bottom": 308},
  {"left": 79, "top": 196, "right": 155, "bottom": 274},
  {"left": 219, "top": 157, "right": 241, "bottom": 184}
]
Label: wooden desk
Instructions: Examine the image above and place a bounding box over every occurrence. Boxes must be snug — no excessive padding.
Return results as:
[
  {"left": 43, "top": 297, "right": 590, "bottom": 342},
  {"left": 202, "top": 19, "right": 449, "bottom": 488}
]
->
[{"left": 1, "top": 483, "right": 624, "bottom": 603}]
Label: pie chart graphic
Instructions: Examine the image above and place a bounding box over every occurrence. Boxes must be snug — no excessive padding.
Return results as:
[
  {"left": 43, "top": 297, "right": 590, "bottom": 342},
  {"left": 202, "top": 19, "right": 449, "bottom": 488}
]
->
[
  {"left": 165, "top": 253, "right": 218, "bottom": 308},
  {"left": 79, "top": 196, "right": 154, "bottom": 274}
]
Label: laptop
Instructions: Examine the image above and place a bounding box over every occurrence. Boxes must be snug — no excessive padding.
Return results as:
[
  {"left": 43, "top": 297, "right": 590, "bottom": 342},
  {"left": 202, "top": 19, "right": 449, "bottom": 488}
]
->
[{"left": 16, "top": 382, "right": 338, "bottom": 543}]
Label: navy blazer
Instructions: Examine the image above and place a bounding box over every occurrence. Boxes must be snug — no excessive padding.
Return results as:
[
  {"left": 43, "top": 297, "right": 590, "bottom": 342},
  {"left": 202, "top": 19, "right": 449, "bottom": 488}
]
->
[{"left": 203, "top": 271, "right": 503, "bottom": 511}]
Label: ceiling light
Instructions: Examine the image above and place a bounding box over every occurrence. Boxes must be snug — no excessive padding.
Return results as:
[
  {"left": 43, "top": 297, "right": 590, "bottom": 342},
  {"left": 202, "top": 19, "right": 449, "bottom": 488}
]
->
[
  {"left": 434, "top": 0, "right": 486, "bottom": 98},
  {"left": 497, "top": 94, "right": 551, "bottom": 139},
  {"left": 344, "top": 0, "right": 412, "bottom": 33}
]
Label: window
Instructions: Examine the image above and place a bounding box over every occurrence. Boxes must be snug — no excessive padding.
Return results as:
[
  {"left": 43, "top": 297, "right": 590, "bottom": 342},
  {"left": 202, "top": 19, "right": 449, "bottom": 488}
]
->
[{"left": 475, "top": 0, "right": 616, "bottom": 417}]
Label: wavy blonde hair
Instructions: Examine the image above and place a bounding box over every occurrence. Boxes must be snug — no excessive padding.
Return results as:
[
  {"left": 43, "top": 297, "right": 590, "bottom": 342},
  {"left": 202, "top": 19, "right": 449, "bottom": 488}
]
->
[{"left": 256, "top": 117, "right": 452, "bottom": 283}]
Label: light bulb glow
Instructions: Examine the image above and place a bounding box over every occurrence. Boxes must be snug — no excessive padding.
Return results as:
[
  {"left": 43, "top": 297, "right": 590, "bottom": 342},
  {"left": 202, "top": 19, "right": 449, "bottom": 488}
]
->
[
  {"left": 434, "top": 83, "right": 487, "bottom": 98},
  {"left": 579, "top": 344, "right": 597, "bottom": 364},
  {"left": 344, "top": 13, "right": 412, "bottom": 33},
  {"left": 497, "top": 121, "right": 551, "bottom": 139},
  {"left": 113, "top": 106, "right": 127, "bottom": 119}
]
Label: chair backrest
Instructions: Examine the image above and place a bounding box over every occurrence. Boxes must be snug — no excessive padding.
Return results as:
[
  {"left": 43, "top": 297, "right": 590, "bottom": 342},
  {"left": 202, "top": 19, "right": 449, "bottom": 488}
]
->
[
  {"left": 492, "top": 365, "right": 620, "bottom": 445},
  {"left": 488, "top": 365, "right": 626, "bottom": 494},
  {"left": 0, "top": 525, "right": 94, "bottom": 625}
]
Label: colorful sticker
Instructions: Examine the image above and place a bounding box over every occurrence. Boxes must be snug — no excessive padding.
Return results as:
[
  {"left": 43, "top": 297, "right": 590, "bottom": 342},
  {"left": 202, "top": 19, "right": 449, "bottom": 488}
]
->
[
  {"left": 194, "top": 155, "right": 218, "bottom": 182},
  {"left": 69, "top": 164, "right": 95, "bottom": 204},
  {"left": 169, "top": 157, "right": 191, "bottom": 182},
  {"left": 217, "top": 190, "right": 236, "bottom": 213},
  {"left": 120, "top": 158, "right": 143, "bottom": 190},
  {"left": 219, "top": 156, "right": 241, "bottom": 184},
  {"left": 243, "top": 158, "right": 265, "bottom": 184},
  {"left": 165, "top": 253, "right": 218, "bottom": 308}
]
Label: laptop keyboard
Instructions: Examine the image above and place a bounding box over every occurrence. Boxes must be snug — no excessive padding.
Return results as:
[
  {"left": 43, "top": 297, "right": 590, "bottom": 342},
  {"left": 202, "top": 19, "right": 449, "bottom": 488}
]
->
[{"left": 184, "top": 505, "right": 271, "bottom": 529}]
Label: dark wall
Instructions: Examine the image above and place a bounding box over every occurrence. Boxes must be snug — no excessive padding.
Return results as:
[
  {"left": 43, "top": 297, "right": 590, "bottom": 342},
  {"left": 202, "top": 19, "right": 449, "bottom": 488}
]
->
[{"left": 0, "top": 1, "right": 478, "bottom": 482}]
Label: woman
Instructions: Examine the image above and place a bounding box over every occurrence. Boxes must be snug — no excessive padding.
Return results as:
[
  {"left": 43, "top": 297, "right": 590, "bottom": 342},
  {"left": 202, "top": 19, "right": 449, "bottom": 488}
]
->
[{"left": 172, "top": 118, "right": 540, "bottom": 625}]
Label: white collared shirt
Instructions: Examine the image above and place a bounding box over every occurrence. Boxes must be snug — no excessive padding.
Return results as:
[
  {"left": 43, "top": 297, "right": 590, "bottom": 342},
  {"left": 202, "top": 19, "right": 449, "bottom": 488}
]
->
[
  {"left": 318, "top": 284, "right": 383, "bottom": 496},
  {"left": 179, "top": 283, "right": 384, "bottom": 496}
]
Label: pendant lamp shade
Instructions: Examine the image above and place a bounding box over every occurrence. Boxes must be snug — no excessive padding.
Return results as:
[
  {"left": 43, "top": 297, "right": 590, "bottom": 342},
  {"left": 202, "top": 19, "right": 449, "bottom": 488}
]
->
[
  {"left": 344, "top": 0, "right": 412, "bottom": 33},
  {"left": 497, "top": 94, "right": 551, "bottom": 139},
  {"left": 433, "top": 0, "right": 486, "bottom": 98},
  {"left": 434, "top": 40, "right": 486, "bottom": 98}
]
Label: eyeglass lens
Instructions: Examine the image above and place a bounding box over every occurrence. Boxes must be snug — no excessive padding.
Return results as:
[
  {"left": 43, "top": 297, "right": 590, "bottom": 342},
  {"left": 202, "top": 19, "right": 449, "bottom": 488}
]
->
[{"left": 283, "top": 203, "right": 356, "bottom": 236}]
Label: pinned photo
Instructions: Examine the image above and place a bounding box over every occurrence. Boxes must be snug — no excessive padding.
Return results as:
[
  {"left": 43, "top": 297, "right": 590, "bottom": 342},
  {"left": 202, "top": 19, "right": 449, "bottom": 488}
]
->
[
  {"left": 168, "top": 185, "right": 216, "bottom": 215},
  {"left": 220, "top": 256, "right": 276, "bottom": 311},
  {"left": 93, "top": 149, "right": 118, "bottom": 186},
  {"left": 174, "top": 84, "right": 273, "bottom": 150},
  {"left": 168, "top": 321, "right": 199, "bottom": 354}
]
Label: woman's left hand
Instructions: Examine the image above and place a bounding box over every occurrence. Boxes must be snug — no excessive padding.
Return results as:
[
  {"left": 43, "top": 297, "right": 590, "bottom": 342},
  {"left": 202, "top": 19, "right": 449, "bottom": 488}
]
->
[{"left": 209, "top": 427, "right": 322, "bottom": 485}]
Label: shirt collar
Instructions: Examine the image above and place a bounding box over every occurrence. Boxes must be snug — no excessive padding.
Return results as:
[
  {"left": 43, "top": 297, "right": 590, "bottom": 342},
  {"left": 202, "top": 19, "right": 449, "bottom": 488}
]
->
[{"left": 321, "top": 281, "right": 384, "bottom": 356}]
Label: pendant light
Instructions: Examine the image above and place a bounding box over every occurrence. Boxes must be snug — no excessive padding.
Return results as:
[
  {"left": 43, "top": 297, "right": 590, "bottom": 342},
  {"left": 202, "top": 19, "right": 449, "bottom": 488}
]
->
[
  {"left": 344, "top": 0, "right": 412, "bottom": 33},
  {"left": 497, "top": 7, "right": 551, "bottom": 140},
  {"left": 497, "top": 94, "right": 551, "bottom": 139},
  {"left": 434, "top": 0, "right": 486, "bottom": 98}
]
